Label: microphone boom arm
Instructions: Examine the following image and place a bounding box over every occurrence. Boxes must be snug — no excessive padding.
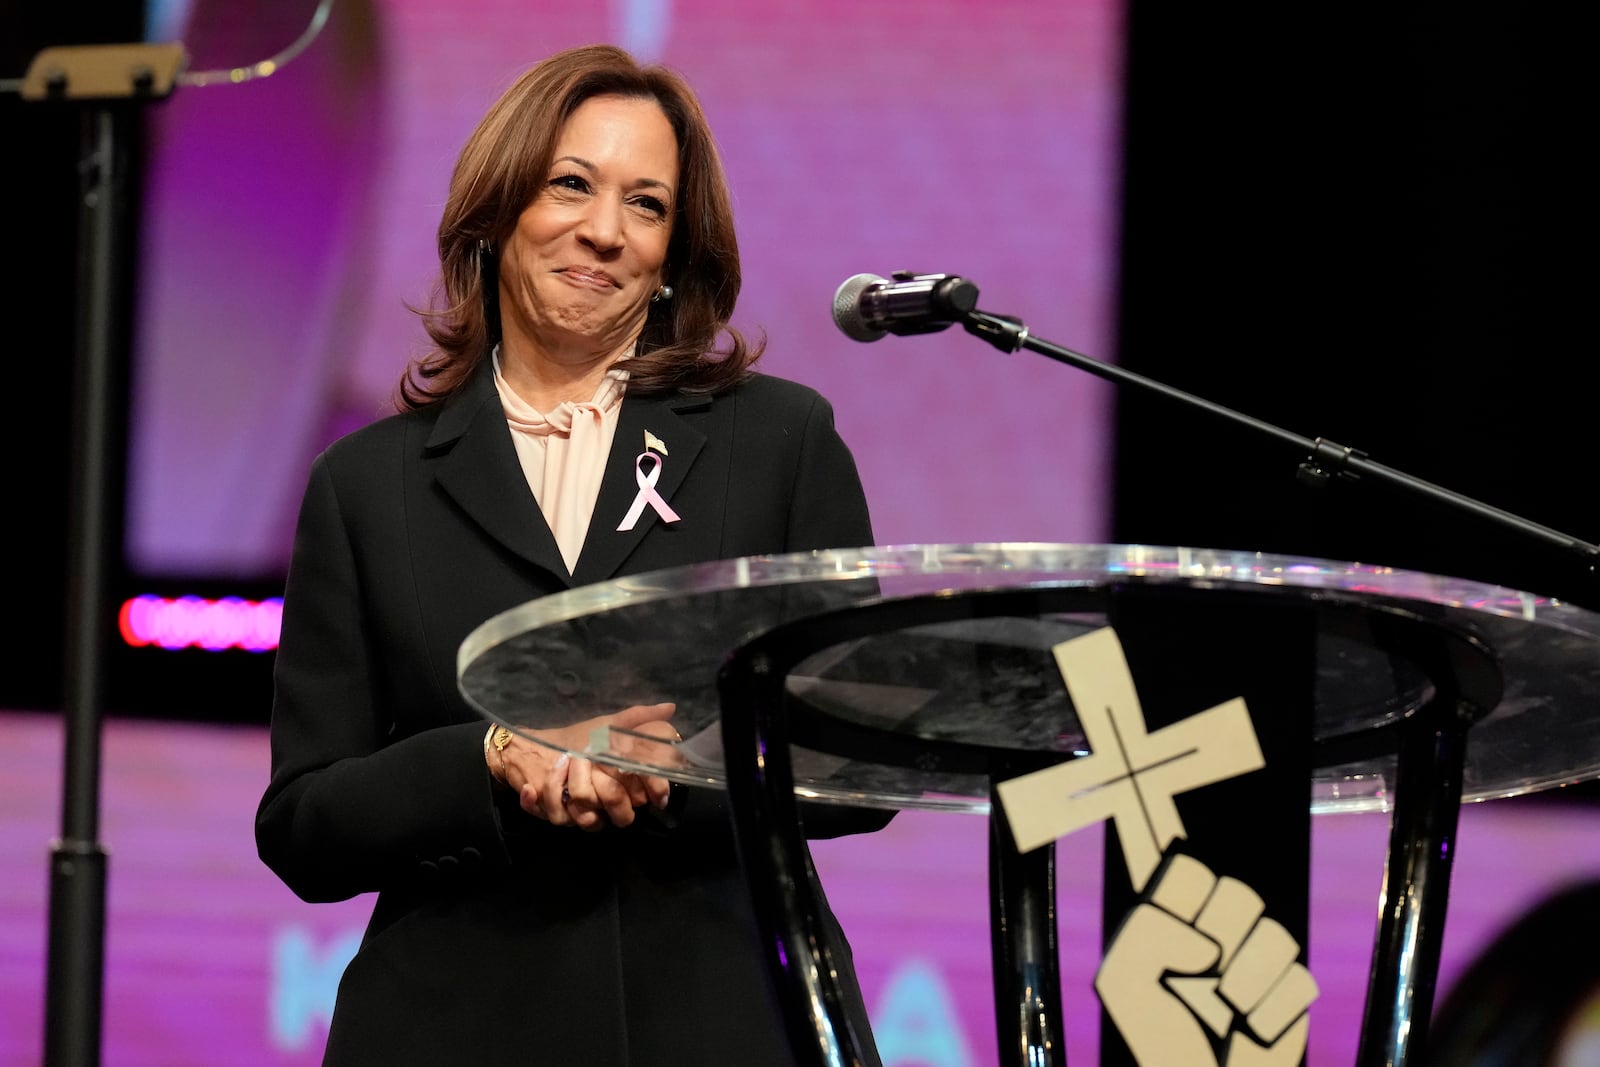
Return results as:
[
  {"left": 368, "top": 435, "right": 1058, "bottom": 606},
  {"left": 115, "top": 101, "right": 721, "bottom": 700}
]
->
[{"left": 961, "top": 308, "right": 1600, "bottom": 581}]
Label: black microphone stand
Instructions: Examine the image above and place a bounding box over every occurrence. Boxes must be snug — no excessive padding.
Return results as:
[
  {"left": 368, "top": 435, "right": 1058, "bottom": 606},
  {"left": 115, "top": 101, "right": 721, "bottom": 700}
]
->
[
  {"left": 956, "top": 305, "right": 1600, "bottom": 595},
  {"left": 15, "top": 43, "right": 184, "bottom": 1067}
]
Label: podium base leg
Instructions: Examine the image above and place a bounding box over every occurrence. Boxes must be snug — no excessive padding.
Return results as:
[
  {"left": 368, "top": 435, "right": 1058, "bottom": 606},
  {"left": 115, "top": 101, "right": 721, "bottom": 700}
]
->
[
  {"left": 990, "top": 791, "right": 1067, "bottom": 1067},
  {"left": 1356, "top": 705, "right": 1471, "bottom": 1067}
]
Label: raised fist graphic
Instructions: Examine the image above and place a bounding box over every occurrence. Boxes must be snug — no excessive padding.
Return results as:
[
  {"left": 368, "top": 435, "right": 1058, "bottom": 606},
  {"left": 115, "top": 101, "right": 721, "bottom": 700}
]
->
[{"left": 1096, "top": 852, "right": 1319, "bottom": 1067}]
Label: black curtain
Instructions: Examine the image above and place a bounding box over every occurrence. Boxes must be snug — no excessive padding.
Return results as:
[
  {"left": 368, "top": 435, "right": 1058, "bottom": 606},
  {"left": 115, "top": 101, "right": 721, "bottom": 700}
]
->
[{"left": 1111, "top": 6, "right": 1594, "bottom": 610}]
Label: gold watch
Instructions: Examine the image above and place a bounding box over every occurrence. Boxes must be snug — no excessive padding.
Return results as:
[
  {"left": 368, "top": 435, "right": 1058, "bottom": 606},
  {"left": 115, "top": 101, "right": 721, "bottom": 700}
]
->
[{"left": 487, "top": 725, "right": 514, "bottom": 779}]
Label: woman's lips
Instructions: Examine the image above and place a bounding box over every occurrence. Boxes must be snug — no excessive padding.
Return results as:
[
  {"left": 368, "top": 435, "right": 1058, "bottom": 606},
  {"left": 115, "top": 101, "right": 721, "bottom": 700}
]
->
[{"left": 558, "top": 267, "right": 617, "bottom": 289}]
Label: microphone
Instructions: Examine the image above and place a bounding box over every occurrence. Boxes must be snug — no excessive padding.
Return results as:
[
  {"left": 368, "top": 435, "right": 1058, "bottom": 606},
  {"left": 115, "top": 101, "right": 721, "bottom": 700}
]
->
[{"left": 831, "top": 271, "right": 980, "bottom": 342}]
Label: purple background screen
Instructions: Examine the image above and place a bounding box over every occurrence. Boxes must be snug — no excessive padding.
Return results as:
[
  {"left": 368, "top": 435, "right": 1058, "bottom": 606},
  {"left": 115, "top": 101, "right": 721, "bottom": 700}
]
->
[{"left": 125, "top": 0, "right": 1123, "bottom": 579}]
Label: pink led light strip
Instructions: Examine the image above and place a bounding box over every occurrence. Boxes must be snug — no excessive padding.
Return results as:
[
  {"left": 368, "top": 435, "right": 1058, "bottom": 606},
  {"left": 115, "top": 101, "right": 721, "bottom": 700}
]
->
[{"left": 118, "top": 595, "right": 283, "bottom": 652}]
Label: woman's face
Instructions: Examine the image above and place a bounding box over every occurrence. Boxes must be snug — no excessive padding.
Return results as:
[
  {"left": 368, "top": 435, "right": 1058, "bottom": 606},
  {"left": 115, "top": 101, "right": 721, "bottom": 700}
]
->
[{"left": 498, "top": 93, "right": 679, "bottom": 366}]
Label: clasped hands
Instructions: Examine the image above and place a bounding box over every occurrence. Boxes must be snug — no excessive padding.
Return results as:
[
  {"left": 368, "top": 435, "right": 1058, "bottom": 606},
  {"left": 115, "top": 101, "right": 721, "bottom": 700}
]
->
[{"left": 488, "top": 702, "right": 680, "bottom": 831}]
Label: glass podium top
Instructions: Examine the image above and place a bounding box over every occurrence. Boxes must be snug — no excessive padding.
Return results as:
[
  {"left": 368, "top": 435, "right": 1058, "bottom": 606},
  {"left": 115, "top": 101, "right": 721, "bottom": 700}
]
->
[{"left": 457, "top": 544, "right": 1600, "bottom": 815}]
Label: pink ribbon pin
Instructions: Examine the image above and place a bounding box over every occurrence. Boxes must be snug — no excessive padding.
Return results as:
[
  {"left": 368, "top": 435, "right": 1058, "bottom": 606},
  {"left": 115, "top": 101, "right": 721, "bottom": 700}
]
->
[{"left": 616, "top": 451, "right": 681, "bottom": 530}]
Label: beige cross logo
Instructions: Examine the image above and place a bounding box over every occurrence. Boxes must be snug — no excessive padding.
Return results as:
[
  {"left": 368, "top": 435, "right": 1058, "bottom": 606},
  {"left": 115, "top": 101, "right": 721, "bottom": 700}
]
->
[{"left": 996, "top": 626, "right": 1265, "bottom": 891}]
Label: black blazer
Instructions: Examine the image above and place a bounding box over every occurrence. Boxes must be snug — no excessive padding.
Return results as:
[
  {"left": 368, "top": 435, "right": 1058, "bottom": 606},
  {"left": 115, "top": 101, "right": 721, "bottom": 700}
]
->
[{"left": 256, "top": 366, "right": 889, "bottom": 1065}]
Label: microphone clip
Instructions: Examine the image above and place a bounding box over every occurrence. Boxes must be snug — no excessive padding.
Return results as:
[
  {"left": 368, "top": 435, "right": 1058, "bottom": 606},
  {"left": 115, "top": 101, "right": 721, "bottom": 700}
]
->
[{"left": 876, "top": 271, "right": 980, "bottom": 337}]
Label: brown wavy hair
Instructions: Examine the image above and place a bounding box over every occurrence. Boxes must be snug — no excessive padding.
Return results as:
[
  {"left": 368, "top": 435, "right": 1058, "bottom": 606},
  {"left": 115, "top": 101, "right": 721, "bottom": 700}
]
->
[{"left": 397, "top": 44, "right": 762, "bottom": 410}]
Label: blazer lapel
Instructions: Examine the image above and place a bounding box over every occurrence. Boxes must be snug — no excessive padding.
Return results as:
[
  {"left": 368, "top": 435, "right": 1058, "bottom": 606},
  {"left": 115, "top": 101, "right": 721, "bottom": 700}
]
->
[
  {"left": 573, "top": 392, "right": 708, "bottom": 585},
  {"left": 426, "top": 368, "right": 572, "bottom": 586}
]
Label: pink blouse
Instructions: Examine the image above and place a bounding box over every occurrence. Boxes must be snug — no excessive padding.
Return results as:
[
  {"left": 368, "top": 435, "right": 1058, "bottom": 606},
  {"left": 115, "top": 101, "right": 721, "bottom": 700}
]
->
[{"left": 493, "top": 350, "right": 628, "bottom": 574}]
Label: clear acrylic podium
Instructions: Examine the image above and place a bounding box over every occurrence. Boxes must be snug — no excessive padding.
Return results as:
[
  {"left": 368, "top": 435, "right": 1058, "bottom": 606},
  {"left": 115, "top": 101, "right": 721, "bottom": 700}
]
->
[{"left": 457, "top": 544, "right": 1600, "bottom": 1067}]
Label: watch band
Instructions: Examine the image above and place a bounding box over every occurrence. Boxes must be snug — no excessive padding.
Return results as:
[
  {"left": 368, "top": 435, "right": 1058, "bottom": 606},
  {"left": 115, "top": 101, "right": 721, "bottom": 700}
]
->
[{"left": 484, "top": 724, "right": 514, "bottom": 780}]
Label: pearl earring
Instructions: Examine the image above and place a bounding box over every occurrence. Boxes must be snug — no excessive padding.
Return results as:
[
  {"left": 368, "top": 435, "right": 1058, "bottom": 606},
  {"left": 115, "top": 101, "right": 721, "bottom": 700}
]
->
[{"left": 652, "top": 284, "right": 674, "bottom": 303}]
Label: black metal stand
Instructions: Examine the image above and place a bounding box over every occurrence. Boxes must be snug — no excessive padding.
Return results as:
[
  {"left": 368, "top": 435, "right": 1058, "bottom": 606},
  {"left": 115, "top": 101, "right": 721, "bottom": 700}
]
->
[
  {"left": 1356, "top": 702, "right": 1473, "bottom": 1066},
  {"left": 18, "top": 44, "right": 183, "bottom": 1067},
  {"left": 45, "top": 96, "right": 133, "bottom": 1067},
  {"left": 719, "top": 644, "right": 875, "bottom": 1067},
  {"left": 990, "top": 793, "right": 1066, "bottom": 1067}
]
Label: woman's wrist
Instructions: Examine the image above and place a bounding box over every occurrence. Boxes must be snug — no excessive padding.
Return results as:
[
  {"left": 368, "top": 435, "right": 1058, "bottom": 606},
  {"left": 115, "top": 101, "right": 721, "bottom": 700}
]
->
[{"left": 483, "top": 724, "right": 513, "bottom": 782}]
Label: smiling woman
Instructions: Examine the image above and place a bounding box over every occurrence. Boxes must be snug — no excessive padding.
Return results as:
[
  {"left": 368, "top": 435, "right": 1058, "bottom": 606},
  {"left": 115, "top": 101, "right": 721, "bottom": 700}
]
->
[
  {"left": 253, "top": 43, "right": 891, "bottom": 1067},
  {"left": 402, "top": 44, "right": 762, "bottom": 410},
  {"left": 495, "top": 94, "right": 678, "bottom": 407}
]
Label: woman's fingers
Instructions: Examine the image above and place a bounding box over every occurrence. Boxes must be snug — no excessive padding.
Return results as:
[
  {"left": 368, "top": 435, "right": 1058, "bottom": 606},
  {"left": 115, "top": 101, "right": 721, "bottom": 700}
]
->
[
  {"left": 611, "top": 702, "right": 676, "bottom": 731},
  {"left": 533, "top": 753, "right": 573, "bottom": 826},
  {"left": 563, "top": 756, "right": 605, "bottom": 831},
  {"left": 600, "top": 765, "right": 650, "bottom": 808},
  {"left": 642, "top": 771, "right": 672, "bottom": 810},
  {"left": 506, "top": 743, "right": 556, "bottom": 822},
  {"left": 594, "top": 764, "right": 668, "bottom": 811},
  {"left": 628, "top": 719, "right": 680, "bottom": 809},
  {"left": 593, "top": 718, "right": 678, "bottom": 812},
  {"left": 590, "top": 766, "right": 637, "bottom": 828}
]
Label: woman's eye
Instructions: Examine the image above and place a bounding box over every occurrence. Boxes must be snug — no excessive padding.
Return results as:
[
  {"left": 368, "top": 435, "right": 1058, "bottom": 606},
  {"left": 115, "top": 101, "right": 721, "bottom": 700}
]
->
[
  {"left": 631, "top": 195, "right": 668, "bottom": 217},
  {"left": 550, "top": 174, "right": 589, "bottom": 193}
]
